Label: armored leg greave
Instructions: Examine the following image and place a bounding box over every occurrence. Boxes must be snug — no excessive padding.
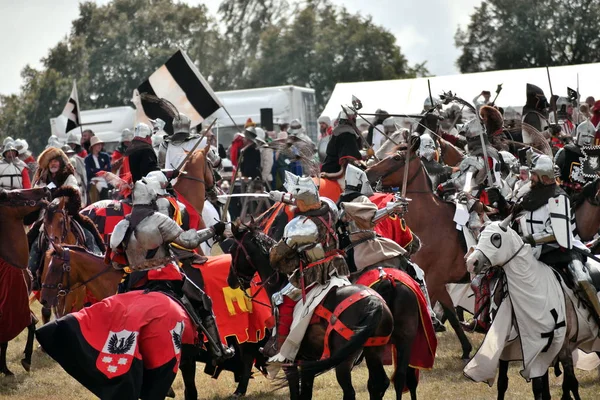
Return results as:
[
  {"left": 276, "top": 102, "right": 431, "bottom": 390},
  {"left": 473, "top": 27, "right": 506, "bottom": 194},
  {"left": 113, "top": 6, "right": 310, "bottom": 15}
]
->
[{"left": 569, "top": 260, "right": 600, "bottom": 326}]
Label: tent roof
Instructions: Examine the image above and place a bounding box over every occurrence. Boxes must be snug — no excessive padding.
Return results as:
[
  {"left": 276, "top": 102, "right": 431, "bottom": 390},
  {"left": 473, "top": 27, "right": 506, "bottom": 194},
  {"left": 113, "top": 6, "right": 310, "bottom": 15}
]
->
[{"left": 321, "top": 63, "right": 600, "bottom": 119}]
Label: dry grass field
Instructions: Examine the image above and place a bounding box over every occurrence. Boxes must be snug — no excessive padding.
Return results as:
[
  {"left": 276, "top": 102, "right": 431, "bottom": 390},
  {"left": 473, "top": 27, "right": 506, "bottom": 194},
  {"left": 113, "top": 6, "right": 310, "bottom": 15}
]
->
[{"left": 2, "top": 305, "right": 600, "bottom": 399}]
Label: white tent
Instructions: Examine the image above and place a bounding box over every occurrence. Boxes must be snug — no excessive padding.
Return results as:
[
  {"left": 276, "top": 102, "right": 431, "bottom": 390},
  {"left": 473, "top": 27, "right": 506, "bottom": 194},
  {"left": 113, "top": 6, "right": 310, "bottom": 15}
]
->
[{"left": 321, "top": 63, "right": 600, "bottom": 119}]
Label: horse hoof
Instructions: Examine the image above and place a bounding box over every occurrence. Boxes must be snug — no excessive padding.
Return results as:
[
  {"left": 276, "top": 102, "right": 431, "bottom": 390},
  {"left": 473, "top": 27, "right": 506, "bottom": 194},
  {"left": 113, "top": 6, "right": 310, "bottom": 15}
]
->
[
  {"left": 21, "top": 359, "right": 31, "bottom": 372},
  {"left": 166, "top": 387, "right": 176, "bottom": 398},
  {"left": 1, "top": 368, "right": 14, "bottom": 377},
  {"left": 229, "top": 393, "right": 244, "bottom": 399},
  {"left": 461, "top": 358, "right": 470, "bottom": 367}
]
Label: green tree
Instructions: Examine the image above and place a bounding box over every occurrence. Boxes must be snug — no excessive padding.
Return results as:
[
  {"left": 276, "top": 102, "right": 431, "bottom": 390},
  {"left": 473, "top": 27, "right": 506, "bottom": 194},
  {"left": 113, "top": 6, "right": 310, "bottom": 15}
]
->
[{"left": 455, "top": 0, "right": 600, "bottom": 73}]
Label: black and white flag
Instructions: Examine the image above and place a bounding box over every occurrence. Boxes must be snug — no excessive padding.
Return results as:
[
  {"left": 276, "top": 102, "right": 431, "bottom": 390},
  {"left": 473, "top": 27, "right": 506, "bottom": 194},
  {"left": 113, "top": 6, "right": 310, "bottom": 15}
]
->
[
  {"left": 136, "top": 49, "right": 223, "bottom": 134},
  {"left": 61, "top": 80, "right": 81, "bottom": 133}
]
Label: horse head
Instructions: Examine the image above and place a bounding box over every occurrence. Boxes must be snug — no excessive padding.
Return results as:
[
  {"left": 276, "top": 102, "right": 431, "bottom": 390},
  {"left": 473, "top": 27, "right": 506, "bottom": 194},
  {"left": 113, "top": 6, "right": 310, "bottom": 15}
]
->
[
  {"left": 366, "top": 143, "right": 424, "bottom": 190},
  {"left": 40, "top": 241, "right": 69, "bottom": 308},
  {"left": 0, "top": 186, "right": 50, "bottom": 217},
  {"left": 465, "top": 218, "right": 524, "bottom": 275},
  {"left": 226, "top": 220, "right": 277, "bottom": 291}
]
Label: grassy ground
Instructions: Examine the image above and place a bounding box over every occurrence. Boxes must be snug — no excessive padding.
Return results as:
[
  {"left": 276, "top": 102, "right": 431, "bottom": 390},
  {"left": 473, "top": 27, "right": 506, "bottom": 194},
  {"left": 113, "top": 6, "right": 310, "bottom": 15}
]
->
[{"left": 2, "top": 306, "right": 599, "bottom": 399}]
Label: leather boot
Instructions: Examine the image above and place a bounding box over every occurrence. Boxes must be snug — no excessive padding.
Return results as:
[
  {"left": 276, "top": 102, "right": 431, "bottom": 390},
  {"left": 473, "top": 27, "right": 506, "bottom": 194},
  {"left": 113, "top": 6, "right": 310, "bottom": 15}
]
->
[{"left": 202, "top": 314, "right": 235, "bottom": 364}]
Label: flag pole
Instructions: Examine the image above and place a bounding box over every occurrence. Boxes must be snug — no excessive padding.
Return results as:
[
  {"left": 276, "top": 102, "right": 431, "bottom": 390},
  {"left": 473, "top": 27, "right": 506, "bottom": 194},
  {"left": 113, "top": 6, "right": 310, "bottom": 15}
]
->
[{"left": 222, "top": 107, "right": 244, "bottom": 134}]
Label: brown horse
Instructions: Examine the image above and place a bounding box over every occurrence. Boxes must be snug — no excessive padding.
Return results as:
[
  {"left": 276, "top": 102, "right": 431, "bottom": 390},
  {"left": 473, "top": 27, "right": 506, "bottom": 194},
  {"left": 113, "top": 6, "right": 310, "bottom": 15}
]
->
[
  {"left": 573, "top": 179, "right": 600, "bottom": 243},
  {"left": 438, "top": 137, "right": 464, "bottom": 167},
  {"left": 41, "top": 244, "right": 269, "bottom": 400},
  {"left": 226, "top": 223, "right": 395, "bottom": 400},
  {"left": 173, "top": 144, "right": 214, "bottom": 228},
  {"left": 366, "top": 149, "right": 473, "bottom": 360},
  {"left": 0, "top": 187, "right": 50, "bottom": 376}
]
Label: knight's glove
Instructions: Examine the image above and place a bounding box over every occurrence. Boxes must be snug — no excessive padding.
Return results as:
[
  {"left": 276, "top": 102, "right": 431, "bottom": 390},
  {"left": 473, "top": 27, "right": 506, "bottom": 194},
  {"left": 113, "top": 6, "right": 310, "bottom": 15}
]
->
[
  {"left": 211, "top": 221, "right": 226, "bottom": 237},
  {"left": 456, "top": 191, "right": 469, "bottom": 204},
  {"left": 269, "top": 190, "right": 294, "bottom": 204},
  {"left": 523, "top": 235, "right": 536, "bottom": 247},
  {"left": 456, "top": 135, "right": 468, "bottom": 148},
  {"left": 486, "top": 187, "right": 502, "bottom": 207}
]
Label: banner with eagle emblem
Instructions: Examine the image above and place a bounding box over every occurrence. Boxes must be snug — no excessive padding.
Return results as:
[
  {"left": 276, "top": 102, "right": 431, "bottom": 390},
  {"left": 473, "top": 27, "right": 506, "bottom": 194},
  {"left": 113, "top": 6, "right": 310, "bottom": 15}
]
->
[
  {"left": 582, "top": 146, "right": 600, "bottom": 178},
  {"left": 96, "top": 330, "right": 139, "bottom": 378}
]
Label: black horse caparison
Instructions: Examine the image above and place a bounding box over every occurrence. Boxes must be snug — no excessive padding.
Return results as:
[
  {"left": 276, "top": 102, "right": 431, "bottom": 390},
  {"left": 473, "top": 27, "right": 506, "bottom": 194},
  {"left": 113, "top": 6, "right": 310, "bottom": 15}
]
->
[{"left": 226, "top": 222, "right": 395, "bottom": 400}]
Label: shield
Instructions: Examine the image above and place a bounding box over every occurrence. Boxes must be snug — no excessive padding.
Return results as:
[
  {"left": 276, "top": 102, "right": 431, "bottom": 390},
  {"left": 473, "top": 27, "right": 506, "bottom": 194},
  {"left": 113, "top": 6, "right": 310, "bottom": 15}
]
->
[
  {"left": 96, "top": 329, "right": 139, "bottom": 378},
  {"left": 169, "top": 321, "right": 185, "bottom": 356},
  {"left": 547, "top": 194, "right": 572, "bottom": 249},
  {"left": 317, "top": 134, "right": 331, "bottom": 162},
  {"left": 109, "top": 219, "right": 130, "bottom": 250},
  {"left": 582, "top": 146, "right": 600, "bottom": 178}
]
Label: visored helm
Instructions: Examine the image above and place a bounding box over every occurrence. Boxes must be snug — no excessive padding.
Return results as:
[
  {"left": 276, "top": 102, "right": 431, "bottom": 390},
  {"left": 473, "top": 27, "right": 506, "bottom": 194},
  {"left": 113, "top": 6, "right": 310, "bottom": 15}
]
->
[
  {"left": 530, "top": 154, "right": 555, "bottom": 182},
  {"left": 284, "top": 171, "right": 320, "bottom": 210},
  {"left": 144, "top": 171, "right": 168, "bottom": 195},
  {"left": 418, "top": 134, "right": 437, "bottom": 162},
  {"left": 575, "top": 120, "right": 595, "bottom": 147},
  {"left": 172, "top": 113, "right": 191, "bottom": 135},
  {"left": 132, "top": 180, "right": 157, "bottom": 205},
  {"left": 344, "top": 163, "right": 374, "bottom": 197}
]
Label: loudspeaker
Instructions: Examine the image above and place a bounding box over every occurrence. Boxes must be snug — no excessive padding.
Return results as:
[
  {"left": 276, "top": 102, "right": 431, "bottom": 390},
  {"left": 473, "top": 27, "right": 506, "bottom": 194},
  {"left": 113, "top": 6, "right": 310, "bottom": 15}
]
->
[{"left": 260, "top": 108, "right": 274, "bottom": 131}]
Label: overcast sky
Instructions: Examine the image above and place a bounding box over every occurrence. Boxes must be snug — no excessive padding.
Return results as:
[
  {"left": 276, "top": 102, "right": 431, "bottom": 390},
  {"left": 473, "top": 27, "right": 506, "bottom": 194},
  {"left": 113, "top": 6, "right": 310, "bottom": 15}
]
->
[{"left": 0, "top": 0, "right": 482, "bottom": 95}]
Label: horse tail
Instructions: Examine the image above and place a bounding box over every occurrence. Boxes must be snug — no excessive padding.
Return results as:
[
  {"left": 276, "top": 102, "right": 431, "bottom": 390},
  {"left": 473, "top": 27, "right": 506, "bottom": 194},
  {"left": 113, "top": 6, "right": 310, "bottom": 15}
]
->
[{"left": 297, "top": 296, "right": 384, "bottom": 377}]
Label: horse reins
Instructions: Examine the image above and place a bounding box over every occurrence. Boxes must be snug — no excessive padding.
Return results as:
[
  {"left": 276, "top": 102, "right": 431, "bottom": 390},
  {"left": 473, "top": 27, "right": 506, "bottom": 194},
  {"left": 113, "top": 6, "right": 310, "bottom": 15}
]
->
[
  {"left": 42, "top": 246, "right": 114, "bottom": 297},
  {"left": 380, "top": 153, "right": 430, "bottom": 194}
]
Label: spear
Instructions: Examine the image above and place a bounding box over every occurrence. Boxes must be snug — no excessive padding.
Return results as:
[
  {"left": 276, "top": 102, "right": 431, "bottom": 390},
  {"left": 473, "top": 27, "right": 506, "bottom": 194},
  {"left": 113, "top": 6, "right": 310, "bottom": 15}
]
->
[{"left": 546, "top": 66, "right": 559, "bottom": 124}]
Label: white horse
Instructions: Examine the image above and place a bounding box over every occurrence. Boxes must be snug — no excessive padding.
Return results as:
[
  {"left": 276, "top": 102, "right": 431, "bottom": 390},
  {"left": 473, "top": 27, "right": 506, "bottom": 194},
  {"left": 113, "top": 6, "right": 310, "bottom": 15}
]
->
[{"left": 464, "top": 220, "right": 600, "bottom": 400}]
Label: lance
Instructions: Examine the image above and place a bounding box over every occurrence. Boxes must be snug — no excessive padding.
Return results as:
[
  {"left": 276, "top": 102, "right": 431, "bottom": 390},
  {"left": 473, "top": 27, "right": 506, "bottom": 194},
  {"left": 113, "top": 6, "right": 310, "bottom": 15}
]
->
[
  {"left": 217, "top": 193, "right": 271, "bottom": 199},
  {"left": 341, "top": 105, "right": 381, "bottom": 160},
  {"left": 174, "top": 118, "right": 218, "bottom": 172},
  {"left": 490, "top": 83, "right": 503, "bottom": 106},
  {"left": 546, "top": 66, "right": 559, "bottom": 124}
]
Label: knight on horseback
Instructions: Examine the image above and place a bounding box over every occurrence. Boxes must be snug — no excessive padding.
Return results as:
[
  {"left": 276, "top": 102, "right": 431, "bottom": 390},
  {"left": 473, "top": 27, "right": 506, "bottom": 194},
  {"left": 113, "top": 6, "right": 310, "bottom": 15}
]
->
[
  {"left": 512, "top": 154, "right": 600, "bottom": 323},
  {"left": 339, "top": 164, "right": 444, "bottom": 331},
  {"left": 554, "top": 119, "right": 596, "bottom": 195},
  {"left": 110, "top": 179, "right": 235, "bottom": 363},
  {"left": 262, "top": 172, "right": 350, "bottom": 362}
]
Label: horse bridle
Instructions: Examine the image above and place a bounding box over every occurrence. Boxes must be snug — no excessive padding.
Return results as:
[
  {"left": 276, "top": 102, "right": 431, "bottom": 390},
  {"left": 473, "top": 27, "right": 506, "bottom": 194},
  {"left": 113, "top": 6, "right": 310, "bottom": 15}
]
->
[
  {"left": 44, "top": 208, "right": 70, "bottom": 244},
  {"left": 231, "top": 231, "right": 277, "bottom": 307},
  {"left": 42, "top": 245, "right": 113, "bottom": 298},
  {"left": 379, "top": 151, "right": 429, "bottom": 193}
]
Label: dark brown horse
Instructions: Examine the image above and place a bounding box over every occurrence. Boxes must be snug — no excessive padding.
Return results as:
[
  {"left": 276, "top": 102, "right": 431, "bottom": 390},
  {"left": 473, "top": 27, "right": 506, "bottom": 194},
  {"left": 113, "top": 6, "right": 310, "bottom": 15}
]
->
[
  {"left": 573, "top": 178, "right": 600, "bottom": 243},
  {"left": 0, "top": 187, "right": 50, "bottom": 376},
  {"left": 41, "top": 244, "right": 268, "bottom": 400},
  {"left": 366, "top": 149, "right": 473, "bottom": 360},
  {"left": 226, "top": 223, "right": 395, "bottom": 400}
]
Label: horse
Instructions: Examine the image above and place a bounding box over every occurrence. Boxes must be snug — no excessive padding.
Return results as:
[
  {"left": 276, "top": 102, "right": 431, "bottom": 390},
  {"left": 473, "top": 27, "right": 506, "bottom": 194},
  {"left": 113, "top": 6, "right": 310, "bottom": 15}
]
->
[
  {"left": 38, "top": 186, "right": 105, "bottom": 321},
  {"left": 0, "top": 186, "right": 50, "bottom": 376},
  {"left": 226, "top": 222, "right": 395, "bottom": 400},
  {"left": 366, "top": 148, "right": 474, "bottom": 360},
  {"left": 465, "top": 220, "right": 600, "bottom": 400},
  {"left": 41, "top": 244, "right": 269, "bottom": 400},
  {"left": 81, "top": 146, "right": 213, "bottom": 245},
  {"left": 573, "top": 178, "right": 600, "bottom": 243}
]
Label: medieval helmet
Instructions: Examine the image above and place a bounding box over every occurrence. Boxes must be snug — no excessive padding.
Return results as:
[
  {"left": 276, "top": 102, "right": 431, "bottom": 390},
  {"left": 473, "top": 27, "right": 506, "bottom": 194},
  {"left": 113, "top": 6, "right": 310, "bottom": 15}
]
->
[
  {"left": 344, "top": 164, "right": 374, "bottom": 197},
  {"left": 66, "top": 132, "right": 80, "bottom": 145},
  {"left": 172, "top": 113, "right": 191, "bottom": 135},
  {"left": 2, "top": 140, "right": 18, "bottom": 157},
  {"left": 460, "top": 119, "right": 486, "bottom": 142},
  {"left": 525, "top": 83, "right": 549, "bottom": 112},
  {"left": 423, "top": 96, "right": 441, "bottom": 110},
  {"left": 283, "top": 171, "right": 320, "bottom": 210},
  {"left": 145, "top": 171, "right": 168, "bottom": 195},
  {"left": 132, "top": 180, "right": 157, "bottom": 205},
  {"left": 134, "top": 122, "right": 152, "bottom": 139},
  {"left": 2, "top": 136, "right": 14, "bottom": 147},
  {"left": 121, "top": 128, "right": 134, "bottom": 143},
  {"left": 575, "top": 120, "right": 595, "bottom": 147},
  {"left": 530, "top": 154, "right": 555, "bottom": 182},
  {"left": 338, "top": 106, "right": 357, "bottom": 124},
  {"left": 254, "top": 127, "right": 267, "bottom": 144},
  {"left": 288, "top": 119, "right": 303, "bottom": 136},
  {"left": 13, "top": 139, "right": 29, "bottom": 155},
  {"left": 417, "top": 133, "right": 437, "bottom": 162},
  {"left": 61, "top": 144, "right": 76, "bottom": 156},
  {"left": 382, "top": 116, "right": 397, "bottom": 134},
  {"left": 317, "top": 116, "right": 331, "bottom": 126},
  {"left": 499, "top": 150, "right": 519, "bottom": 174}
]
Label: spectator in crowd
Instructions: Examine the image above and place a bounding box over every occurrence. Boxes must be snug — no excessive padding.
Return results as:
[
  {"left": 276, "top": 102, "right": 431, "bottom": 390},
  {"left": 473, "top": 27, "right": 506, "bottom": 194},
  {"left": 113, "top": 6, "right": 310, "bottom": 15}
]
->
[
  {"left": 84, "top": 136, "right": 111, "bottom": 202},
  {"left": 81, "top": 129, "right": 95, "bottom": 153}
]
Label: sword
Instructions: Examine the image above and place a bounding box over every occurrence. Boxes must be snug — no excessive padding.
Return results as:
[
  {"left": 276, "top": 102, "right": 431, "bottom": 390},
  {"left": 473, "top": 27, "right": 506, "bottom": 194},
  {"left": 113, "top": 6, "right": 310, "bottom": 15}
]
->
[{"left": 174, "top": 118, "right": 218, "bottom": 171}]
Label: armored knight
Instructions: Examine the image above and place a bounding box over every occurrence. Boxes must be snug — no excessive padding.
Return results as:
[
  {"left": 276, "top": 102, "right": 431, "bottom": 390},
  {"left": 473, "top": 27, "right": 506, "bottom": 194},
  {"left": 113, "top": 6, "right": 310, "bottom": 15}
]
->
[
  {"left": 338, "top": 165, "right": 444, "bottom": 331},
  {"left": 320, "top": 107, "right": 363, "bottom": 186},
  {"left": 418, "top": 133, "right": 453, "bottom": 189},
  {"left": 554, "top": 120, "right": 595, "bottom": 195},
  {"left": 126, "top": 122, "right": 160, "bottom": 182},
  {"left": 263, "top": 172, "right": 349, "bottom": 362},
  {"left": 0, "top": 141, "right": 31, "bottom": 190},
  {"left": 522, "top": 83, "right": 550, "bottom": 144},
  {"left": 164, "top": 114, "right": 207, "bottom": 171},
  {"left": 110, "top": 180, "right": 234, "bottom": 363},
  {"left": 513, "top": 154, "right": 600, "bottom": 324}
]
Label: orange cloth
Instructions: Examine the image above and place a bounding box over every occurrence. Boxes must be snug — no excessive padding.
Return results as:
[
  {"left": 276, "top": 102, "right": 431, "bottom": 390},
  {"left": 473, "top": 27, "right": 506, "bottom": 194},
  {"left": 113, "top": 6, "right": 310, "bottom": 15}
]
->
[{"left": 314, "top": 177, "right": 342, "bottom": 203}]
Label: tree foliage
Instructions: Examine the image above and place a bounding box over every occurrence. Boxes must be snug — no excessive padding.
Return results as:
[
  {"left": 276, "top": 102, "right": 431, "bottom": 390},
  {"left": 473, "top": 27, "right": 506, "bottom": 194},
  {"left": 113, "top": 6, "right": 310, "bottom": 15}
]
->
[
  {"left": 1, "top": 0, "right": 424, "bottom": 152},
  {"left": 455, "top": 0, "right": 600, "bottom": 73}
]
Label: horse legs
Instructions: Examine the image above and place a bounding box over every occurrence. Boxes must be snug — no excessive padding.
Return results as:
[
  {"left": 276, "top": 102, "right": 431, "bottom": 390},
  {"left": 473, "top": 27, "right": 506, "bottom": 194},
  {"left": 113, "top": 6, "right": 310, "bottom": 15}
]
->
[
  {"left": 299, "top": 370, "right": 316, "bottom": 400},
  {"left": 391, "top": 341, "right": 412, "bottom": 400},
  {"left": 363, "top": 346, "right": 390, "bottom": 400},
  {"left": 405, "top": 367, "right": 418, "bottom": 400},
  {"left": 531, "top": 372, "right": 551, "bottom": 400},
  {"left": 232, "top": 344, "right": 255, "bottom": 397},
  {"left": 21, "top": 319, "right": 37, "bottom": 372},
  {"left": 41, "top": 305, "right": 52, "bottom": 324},
  {"left": 559, "top": 349, "right": 580, "bottom": 400},
  {"left": 180, "top": 344, "right": 198, "bottom": 400},
  {"left": 0, "top": 342, "right": 13, "bottom": 376},
  {"left": 497, "top": 359, "right": 509, "bottom": 400},
  {"left": 284, "top": 366, "right": 301, "bottom": 400},
  {"left": 441, "top": 300, "right": 472, "bottom": 360},
  {"left": 334, "top": 357, "right": 357, "bottom": 400}
]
